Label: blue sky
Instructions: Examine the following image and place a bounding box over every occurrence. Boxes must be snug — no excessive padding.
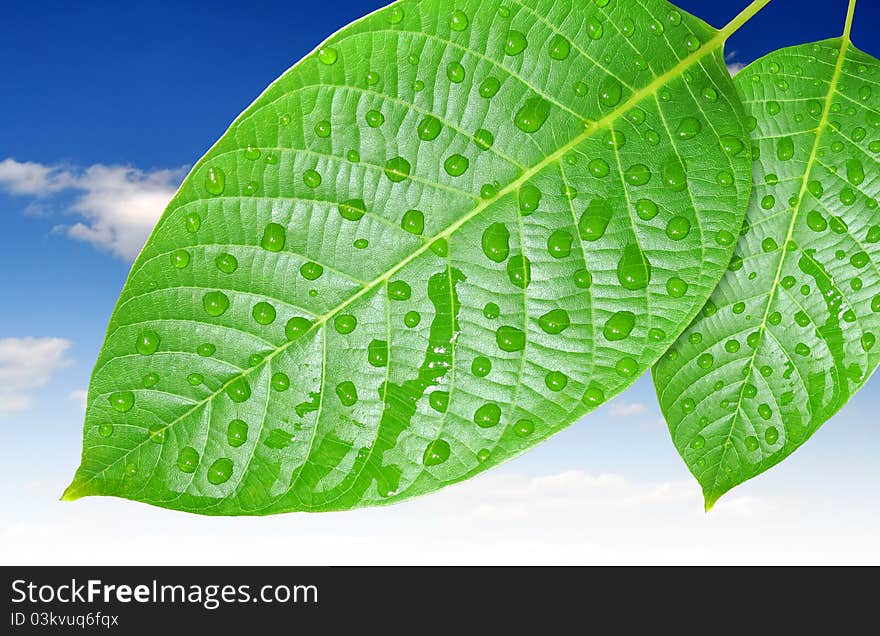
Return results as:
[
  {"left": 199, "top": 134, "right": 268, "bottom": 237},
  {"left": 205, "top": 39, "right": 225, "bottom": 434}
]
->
[{"left": 2, "top": 0, "right": 879, "bottom": 564}]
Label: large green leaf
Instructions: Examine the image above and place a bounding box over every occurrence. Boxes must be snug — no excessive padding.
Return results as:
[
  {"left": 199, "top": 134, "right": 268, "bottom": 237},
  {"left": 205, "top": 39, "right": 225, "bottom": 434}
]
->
[
  {"left": 65, "top": 0, "right": 754, "bottom": 514},
  {"left": 654, "top": 32, "right": 880, "bottom": 508}
]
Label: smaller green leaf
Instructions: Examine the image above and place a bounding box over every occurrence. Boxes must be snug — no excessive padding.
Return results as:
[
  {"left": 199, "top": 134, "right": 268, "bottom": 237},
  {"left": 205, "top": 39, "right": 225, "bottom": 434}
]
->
[{"left": 653, "top": 35, "right": 880, "bottom": 508}]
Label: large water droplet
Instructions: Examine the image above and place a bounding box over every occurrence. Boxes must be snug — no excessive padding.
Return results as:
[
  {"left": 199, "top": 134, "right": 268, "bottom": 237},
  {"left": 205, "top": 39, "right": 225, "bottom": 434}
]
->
[
  {"left": 514, "top": 98, "right": 551, "bottom": 133},
  {"left": 136, "top": 330, "right": 160, "bottom": 355},
  {"left": 481, "top": 223, "right": 510, "bottom": 263},
  {"left": 603, "top": 311, "right": 636, "bottom": 341},
  {"left": 261, "top": 223, "right": 286, "bottom": 252},
  {"left": 617, "top": 244, "right": 651, "bottom": 290},
  {"left": 205, "top": 167, "right": 225, "bottom": 196},
  {"left": 496, "top": 325, "right": 526, "bottom": 352},
  {"left": 474, "top": 403, "right": 501, "bottom": 427},
  {"left": 207, "top": 458, "right": 233, "bottom": 485},
  {"left": 505, "top": 30, "right": 528, "bottom": 56}
]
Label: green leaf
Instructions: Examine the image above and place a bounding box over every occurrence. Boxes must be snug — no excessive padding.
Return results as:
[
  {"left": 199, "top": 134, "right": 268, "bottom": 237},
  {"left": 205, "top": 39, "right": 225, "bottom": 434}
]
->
[
  {"left": 653, "top": 34, "right": 880, "bottom": 509},
  {"left": 65, "top": 0, "right": 753, "bottom": 514}
]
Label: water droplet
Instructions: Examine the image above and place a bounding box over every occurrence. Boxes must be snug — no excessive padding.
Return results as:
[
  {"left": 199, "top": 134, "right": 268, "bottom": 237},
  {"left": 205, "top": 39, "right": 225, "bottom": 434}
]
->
[
  {"left": 667, "top": 277, "right": 688, "bottom": 298},
  {"left": 143, "top": 372, "right": 160, "bottom": 388},
  {"left": 404, "top": 311, "right": 421, "bottom": 327},
  {"left": 315, "top": 120, "right": 331, "bottom": 138},
  {"left": 545, "top": 371, "right": 568, "bottom": 392},
  {"left": 603, "top": 311, "right": 635, "bottom": 341},
  {"left": 507, "top": 254, "right": 531, "bottom": 288},
  {"left": 329, "top": 314, "right": 356, "bottom": 335},
  {"left": 227, "top": 419, "right": 248, "bottom": 447},
  {"left": 388, "top": 5, "right": 404, "bottom": 24},
  {"left": 204, "top": 167, "right": 225, "bottom": 196},
  {"left": 175, "top": 446, "right": 200, "bottom": 473},
  {"left": 226, "top": 377, "right": 251, "bottom": 403},
  {"left": 615, "top": 357, "right": 638, "bottom": 377},
  {"left": 388, "top": 280, "right": 412, "bottom": 300},
  {"left": 385, "top": 156, "right": 411, "bottom": 182},
  {"left": 483, "top": 303, "right": 500, "bottom": 320},
  {"left": 471, "top": 356, "right": 492, "bottom": 377},
  {"left": 185, "top": 212, "right": 201, "bottom": 233},
  {"left": 450, "top": 10, "right": 469, "bottom": 31},
  {"left": 598, "top": 76, "right": 622, "bottom": 107},
  {"left": 244, "top": 145, "right": 261, "bottom": 161},
  {"left": 447, "top": 61, "right": 465, "bottom": 83},
  {"left": 776, "top": 136, "right": 794, "bottom": 161},
  {"left": 252, "top": 301, "right": 276, "bottom": 325},
  {"left": 168, "top": 249, "right": 190, "bottom": 269},
  {"left": 635, "top": 199, "right": 658, "bottom": 220},
  {"left": 474, "top": 128, "right": 494, "bottom": 150},
  {"left": 207, "top": 458, "right": 233, "bottom": 485},
  {"left": 481, "top": 223, "right": 510, "bottom": 263},
  {"left": 429, "top": 391, "right": 449, "bottom": 413},
  {"left": 474, "top": 403, "right": 501, "bottom": 427},
  {"left": 583, "top": 385, "right": 605, "bottom": 407},
  {"left": 846, "top": 159, "right": 865, "bottom": 185},
  {"left": 269, "top": 372, "right": 290, "bottom": 392},
  {"left": 538, "top": 308, "right": 570, "bottom": 334},
  {"left": 519, "top": 184, "right": 541, "bottom": 214},
  {"left": 765, "top": 426, "right": 779, "bottom": 444},
  {"left": 284, "top": 317, "right": 311, "bottom": 341},
  {"left": 690, "top": 435, "right": 705, "bottom": 449},
  {"left": 675, "top": 117, "right": 702, "bottom": 140},
  {"left": 579, "top": 198, "right": 613, "bottom": 240},
  {"left": 317, "top": 47, "right": 338, "bottom": 65},
  {"left": 719, "top": 135, "right": 744, "bottom": 156},
  {"left": 496, "top": 325, "right": 525, "bottom": 352},
  {"left": 300, "top": 262, "right": 323, "bottom": 280},
  {"left": 547, "top": 230, "right": 572, "bottom": 258},
  {"left": 624, "top": 163, "right": 651, "bottom": 185},
  {"left": 514, "top": 98, "right": 550, "bottom": 133},
  {"left": 505, "top": 30, "right": 527, "bottom": 56},
  {"left": 665, "top": 216, "right": 691, "bottom": 240},
  {"left": 303, "top": 169, "right": 322, "bottom": 188},
  {"left": 661, "top": 158, "right": 687, "bottom": 191},
  {"left": 480, "top": 77, "right": 501, "bottom": 98},
  {"left": 423, "top": 439, "right": 451, "bottom": 466},
  {"left": 203, "top": 291, "right": 230, "bottom": 317},
  {"left": 109, "top": 390, "right": 134, "bottom": 413},
  {"left": 368, "top": 339, "right": 389, "bottom": 367},
  {"left": 335, "top": 381, "right": 358, "bottom": 406},
  {"left": 338, "top": 198, "right": 366, "bottom": 222},
  {"left": 588, "top": 158, "right": 610, "bottom": 178},
  {"left": 261, "top": 222, "right": 286, "bottom": 252},
  {"left": 617, "top": 243, "right": 651, "bottom": 290},
  {"left": 400, "top": 209, "right": 424, "bottom": 235},
  {"left": 136, "top": 330, "right": 160, "bottom": 355},
  {"left": 444, "top": 154, "right": 469, "bottom": 177}
]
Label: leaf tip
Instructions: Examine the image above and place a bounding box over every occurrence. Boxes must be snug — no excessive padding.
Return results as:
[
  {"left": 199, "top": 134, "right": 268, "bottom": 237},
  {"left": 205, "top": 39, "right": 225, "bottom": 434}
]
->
[{"left": 61, "top": 479, "right": 86, "bottom": 502}]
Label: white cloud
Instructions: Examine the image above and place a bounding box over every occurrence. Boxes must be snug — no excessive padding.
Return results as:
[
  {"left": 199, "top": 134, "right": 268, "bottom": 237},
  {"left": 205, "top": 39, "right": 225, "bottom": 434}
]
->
[
  {"left": 609, "top": 401, "right": 648, "bottom": 417},
  {"left": 0, "top": 158, "right": 185, "bottom": 260},
  {"left": 0, "top": 337, "right": 72, "bottom": 415},
  {"left": 69, "top": 389, "right": 88, "bottom": 411},
  {"left": 727, "top": 63, "right": 746, "bottom": 76}
]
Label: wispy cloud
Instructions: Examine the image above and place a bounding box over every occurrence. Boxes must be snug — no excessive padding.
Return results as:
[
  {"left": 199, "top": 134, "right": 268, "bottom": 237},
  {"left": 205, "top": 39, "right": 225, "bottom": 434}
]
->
[
  {"left": 0, "top": 337, "right": 72, "bottom": 416},
  {"left": 610, "top": 401, "right": 648, "bottom": 417},
  {"left": 725, "top": 50, "right": 747, "bottom": 76},
  {"left": 0, "top": 158, "right": 185, "bottom": 260},
  {"left": 69, "top": 389, "right": 88, "bottom": 411}
]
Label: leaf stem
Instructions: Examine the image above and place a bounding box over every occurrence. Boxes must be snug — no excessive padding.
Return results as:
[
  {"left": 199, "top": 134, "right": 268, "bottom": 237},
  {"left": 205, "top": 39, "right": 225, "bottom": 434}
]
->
[
  {"left": 843, "top": 0, "right": 857, "bottom": 41},
  {"left": 719, "top": 0, "right": 774, "bottom": 40}
]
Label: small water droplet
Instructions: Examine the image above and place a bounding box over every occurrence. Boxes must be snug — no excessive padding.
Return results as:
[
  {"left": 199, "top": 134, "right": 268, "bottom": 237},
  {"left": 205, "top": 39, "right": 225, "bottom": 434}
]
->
[{"left": 204, "top": 167, "right": 225, "bottom": 196}]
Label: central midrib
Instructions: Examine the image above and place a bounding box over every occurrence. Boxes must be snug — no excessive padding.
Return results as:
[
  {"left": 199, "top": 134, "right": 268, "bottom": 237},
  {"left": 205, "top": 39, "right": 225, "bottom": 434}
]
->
[
  {"left": 69, "top": 23, "right": 737, "bottom": 497},
  {"left": 708, "top": 35, "right": 852, "bottom": 501}
]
